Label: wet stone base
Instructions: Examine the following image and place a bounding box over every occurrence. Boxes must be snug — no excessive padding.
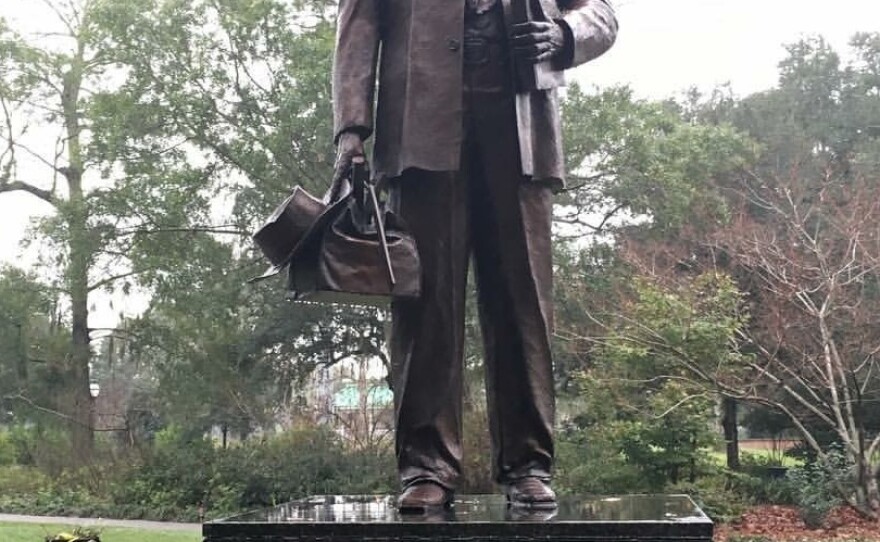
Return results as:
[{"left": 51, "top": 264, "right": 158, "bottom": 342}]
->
[{"left": 203, "top": 494, "right": 713, "bottom": 542}]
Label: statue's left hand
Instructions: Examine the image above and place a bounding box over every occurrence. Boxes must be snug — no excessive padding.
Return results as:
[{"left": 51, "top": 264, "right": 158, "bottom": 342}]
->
[
  {"left": 510, "top": 21, "right": 566, "bottom": 63},
  {"left": 331, "top": 131, "right": 366, "bottom": 202}
]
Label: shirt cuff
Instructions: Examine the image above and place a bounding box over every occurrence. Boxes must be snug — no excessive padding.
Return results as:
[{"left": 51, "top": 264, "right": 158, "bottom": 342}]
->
[{"left": 553, "top": 18, "right": 576, "bottom": 70}]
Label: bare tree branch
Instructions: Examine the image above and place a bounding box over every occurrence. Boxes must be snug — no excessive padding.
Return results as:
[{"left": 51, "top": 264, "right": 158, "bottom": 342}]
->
[{"left": 0, "top": 179, "right": 55, "bottom": 203}]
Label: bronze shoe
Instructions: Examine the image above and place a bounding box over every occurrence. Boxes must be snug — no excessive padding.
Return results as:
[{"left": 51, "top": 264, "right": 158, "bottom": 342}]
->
[
  {"left": 397, "top": 481, "right": 454, "bottom": 512},
  {"left": 503, "top": 477, "right": 557, "bottom": 509}
]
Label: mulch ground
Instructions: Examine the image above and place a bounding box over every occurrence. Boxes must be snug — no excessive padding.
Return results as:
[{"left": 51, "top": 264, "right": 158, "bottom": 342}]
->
[{"left": 716, "top": 506, "right": 880, "bottom": 541}]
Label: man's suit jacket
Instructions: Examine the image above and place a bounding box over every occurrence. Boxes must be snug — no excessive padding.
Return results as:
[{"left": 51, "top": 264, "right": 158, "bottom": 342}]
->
[{"left": 333, "top": 0, "right": 618, "bottom": 187}]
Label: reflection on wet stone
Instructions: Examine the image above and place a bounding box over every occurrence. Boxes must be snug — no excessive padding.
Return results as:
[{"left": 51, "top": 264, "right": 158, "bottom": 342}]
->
[{"left": 204, "top": 494, "right": 713, "bottom": 541}]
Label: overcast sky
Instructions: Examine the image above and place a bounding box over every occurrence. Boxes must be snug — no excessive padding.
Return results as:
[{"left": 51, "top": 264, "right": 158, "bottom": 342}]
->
[
  {"left": 1, "top": 0, "right": 879, "bottom": 323},
  {"left": 574, "top": 0, "right": 880, "bottom": 98}
]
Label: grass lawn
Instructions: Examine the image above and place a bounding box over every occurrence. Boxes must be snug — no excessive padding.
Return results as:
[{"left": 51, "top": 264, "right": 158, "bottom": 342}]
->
[
  {"left": 0, "top": 522, "right": 200, "bottom": 542},
  {"left": 709, "top": 448, "right": 802, "bottom": 467}
]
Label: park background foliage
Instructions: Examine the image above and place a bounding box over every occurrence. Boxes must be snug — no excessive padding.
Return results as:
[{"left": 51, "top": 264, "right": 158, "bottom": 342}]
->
[{"left": 1, "top": 0, "right": 880, "bottom": 529}]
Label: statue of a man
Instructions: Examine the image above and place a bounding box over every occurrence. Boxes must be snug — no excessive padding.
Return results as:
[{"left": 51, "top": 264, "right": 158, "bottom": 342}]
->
[{"left": 331, "top": 0, "right": 617, "bottom": 511}]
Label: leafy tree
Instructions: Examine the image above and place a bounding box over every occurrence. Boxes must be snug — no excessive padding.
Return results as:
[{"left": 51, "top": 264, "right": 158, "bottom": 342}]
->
[
  {"left": 558, "top": 84, "right": 755, "bottom": 237},
  {"left": 0, "top": 266, "right": 68, "bottom": 426},
  {"left": 557, "top": 269, "right": 738, "bottom": 490},
  {"left": 617, "top": 381, "right": 718, "bottom": 489},
  {"left": 551, "top": 84, "right": 757, "bottom": 475},
  {"left": 46, "top": 0, "right": 397, "bottom": 440},
  {"left": 0, "top": 1, "right": 228, "bottom": 459},
  {"left": 608, "top": 34, "right": 880, "bottom": 516}
]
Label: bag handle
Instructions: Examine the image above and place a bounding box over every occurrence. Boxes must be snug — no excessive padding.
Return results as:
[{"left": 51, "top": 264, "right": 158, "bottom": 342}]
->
[
  {"left": 351, "top": 157, "right": 368, "bottom": 209},
  {"left": 350, "top": 159, "right": 396, "bottom": 286}
]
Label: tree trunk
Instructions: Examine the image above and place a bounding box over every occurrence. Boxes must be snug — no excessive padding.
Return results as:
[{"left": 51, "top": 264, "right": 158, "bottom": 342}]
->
[
  {"left": 689, "top": 435, "right": 697, "bottom": 482},
  {"left": 722, "top": 397, "right": 740, "bottom": 471},
  {"left": 63, "top": 52, "right": 94, "bottom": 463},
  {"left": 850, "top": 449, "right": 880, "bottom": 519},
  {"left": 67, "top": 175, "right": 94, "bottom": 463},
  {"left": 866, "top": 471, "right": 880, "bottom": 518}
]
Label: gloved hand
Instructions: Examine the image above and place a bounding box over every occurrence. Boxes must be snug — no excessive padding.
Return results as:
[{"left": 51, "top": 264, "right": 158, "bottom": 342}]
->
[
  {"left": 331, "top": 130, "right": 365, "bottom": 202},
  {"left": 510, "top": 20, "right": 567, "bottom": 63}
]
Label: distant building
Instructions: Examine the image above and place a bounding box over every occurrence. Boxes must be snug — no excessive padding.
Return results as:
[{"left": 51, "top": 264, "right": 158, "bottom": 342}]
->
[{"left": 297, "top": 357, "right": 393, "bottom": 449}]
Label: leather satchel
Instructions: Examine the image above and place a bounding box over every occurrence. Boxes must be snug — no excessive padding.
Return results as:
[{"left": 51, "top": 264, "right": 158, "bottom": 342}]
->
[{"left": 286, "top": 169, "right": 421, "bottom": 307}]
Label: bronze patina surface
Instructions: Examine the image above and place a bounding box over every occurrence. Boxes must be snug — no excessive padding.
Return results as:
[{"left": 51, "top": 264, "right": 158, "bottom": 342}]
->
[{"left": 329, "top": 0, "right": 618, "bottom": 501}]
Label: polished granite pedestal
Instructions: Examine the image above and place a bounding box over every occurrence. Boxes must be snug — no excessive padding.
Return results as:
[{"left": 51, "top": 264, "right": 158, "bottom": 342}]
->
[{"left": 203, "top": 494, "right": 713, "bottom": 542}]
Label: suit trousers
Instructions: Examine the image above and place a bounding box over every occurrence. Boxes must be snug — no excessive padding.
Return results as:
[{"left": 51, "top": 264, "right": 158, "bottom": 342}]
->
[{"left": 389, "top": 78, "right": 556, "bottom": 490}]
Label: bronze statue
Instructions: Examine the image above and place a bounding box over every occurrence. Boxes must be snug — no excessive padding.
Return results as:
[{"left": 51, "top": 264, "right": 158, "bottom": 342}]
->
[{"left": 331, "top": 0, "right": 618, "bottom": 511}]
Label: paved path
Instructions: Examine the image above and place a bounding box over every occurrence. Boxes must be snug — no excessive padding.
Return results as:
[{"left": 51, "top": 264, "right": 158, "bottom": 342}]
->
[{"left": 0, "top": 513, "right": 201, "bottom": 532}]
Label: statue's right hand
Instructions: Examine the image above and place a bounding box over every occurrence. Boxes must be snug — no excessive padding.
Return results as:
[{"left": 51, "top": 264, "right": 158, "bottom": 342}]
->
[{"left": 331, "top": 131, "right": 366, "bottom": 202}]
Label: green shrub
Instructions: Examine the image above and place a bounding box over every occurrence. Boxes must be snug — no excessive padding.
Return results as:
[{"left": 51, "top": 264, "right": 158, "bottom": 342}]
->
[
  {"left": 107, "top": 426, "right": 394, "bottom": 519},
  {"left": 212, "top": 426, "right": 394, "bottom": 510},
  {"left": 0, "top": 425, "right": 396, "bottom": 521},
  {"left": 668, "top": 475, "right": 748, "bottom": 522},
  {"left": 786, "top": 444, "right": 851, "bottom": 528},
  {"left": 116, "top": 425, "right": 217, "bottom": 509},
  {"left": 726, "top": 470, "right": 797, "bottom": 505},
  {"left": 7, "top": 425, "right": 73, "bottom": 475},
  {"left": 555, "top": 431, "right": 647, "bottom": 495},
  {"left": 0, "top": 465, "right": 50, "bottom": 495},
  {"left": 616, "top": 384, "right": 719, "bottom": 490},
  {"left": 0, "top": 431, "right": 16, "bottom": 466}
]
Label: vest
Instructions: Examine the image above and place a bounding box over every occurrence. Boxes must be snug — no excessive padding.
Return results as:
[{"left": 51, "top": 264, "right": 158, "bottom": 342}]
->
[{"left": 463, "top": 0, "right": 510, "bottom": 92}]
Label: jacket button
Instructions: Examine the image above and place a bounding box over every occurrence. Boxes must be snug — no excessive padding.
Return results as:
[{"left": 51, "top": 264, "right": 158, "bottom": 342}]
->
[{"left": 447, "top": 38, "right": 460, "bottom": 51}]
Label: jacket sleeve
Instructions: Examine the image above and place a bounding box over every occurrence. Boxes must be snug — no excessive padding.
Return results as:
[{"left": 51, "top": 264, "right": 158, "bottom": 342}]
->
[
  {"left": 332, "top": 0, "right": 381, "bottom": 142},
  {"left": 556, "top": 0, "right": 618, "bottom": 69}
]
